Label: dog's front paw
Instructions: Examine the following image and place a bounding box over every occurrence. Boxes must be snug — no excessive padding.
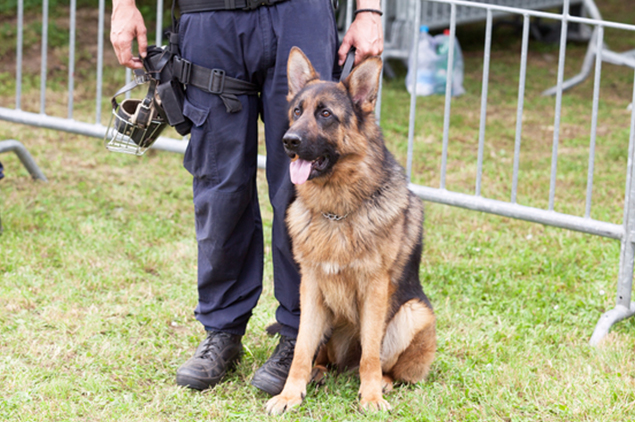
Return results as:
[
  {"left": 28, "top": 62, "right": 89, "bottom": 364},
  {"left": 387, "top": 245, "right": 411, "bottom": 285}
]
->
[
  {"left": 359, "top": 393, "right": 391, "bottom": 413},
  {"left": 266, "top": 391, "right": 305, "bottom": 415}
]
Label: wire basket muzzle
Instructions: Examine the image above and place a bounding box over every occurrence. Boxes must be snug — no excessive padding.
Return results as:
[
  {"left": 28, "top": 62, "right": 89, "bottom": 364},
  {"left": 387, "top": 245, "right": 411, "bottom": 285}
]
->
[{"left": 105, "top": 98, "right": 167, "bottom": 155}]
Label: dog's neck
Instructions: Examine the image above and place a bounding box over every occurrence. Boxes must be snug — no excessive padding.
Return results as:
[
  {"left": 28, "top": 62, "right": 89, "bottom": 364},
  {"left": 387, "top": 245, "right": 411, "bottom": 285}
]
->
[
  {"left": 319, "top": 183, "right": 390, "bottom": 221},
  {"left": 304, "top": 177, "right": 389, "bottom": 222}
]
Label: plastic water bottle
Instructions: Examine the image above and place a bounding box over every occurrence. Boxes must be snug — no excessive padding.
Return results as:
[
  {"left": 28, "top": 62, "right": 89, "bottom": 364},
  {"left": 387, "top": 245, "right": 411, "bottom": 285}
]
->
[
  {"left": 406, "top": 25, "right": 436, "bottom": 96},
  {"left": 406, "top": 27, "right": 465, "bottom": 97},
  {"left": 432, "top": 29, "right": 465, "bottom": 96},
  {"left": 436, "top": 29, "right": 452, "bottom": 55}
]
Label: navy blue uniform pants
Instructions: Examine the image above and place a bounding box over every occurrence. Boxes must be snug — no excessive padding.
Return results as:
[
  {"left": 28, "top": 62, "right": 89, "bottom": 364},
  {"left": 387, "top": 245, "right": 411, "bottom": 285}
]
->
[{"left": 178, "top": 0, "right": 339, "bottom": 339}]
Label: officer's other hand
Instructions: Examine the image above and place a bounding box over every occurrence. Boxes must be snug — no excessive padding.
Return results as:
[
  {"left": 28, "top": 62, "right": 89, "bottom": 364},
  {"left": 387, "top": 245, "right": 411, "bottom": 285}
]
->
[
  {"left": 110, "top": 0, "right": 147, "bottom": 69},
  {"left": 338, "top": 10, "right": 383, "bottom": 66}
]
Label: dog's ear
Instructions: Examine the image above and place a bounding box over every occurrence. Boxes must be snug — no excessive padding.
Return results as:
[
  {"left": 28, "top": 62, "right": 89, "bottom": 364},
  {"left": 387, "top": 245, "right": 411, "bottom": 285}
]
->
[
  {"left": 345, "top": 56, "right": 383, "bottom": 113},
  {"left": 287, "top": 47, "right": 319, "bottom": 98}
]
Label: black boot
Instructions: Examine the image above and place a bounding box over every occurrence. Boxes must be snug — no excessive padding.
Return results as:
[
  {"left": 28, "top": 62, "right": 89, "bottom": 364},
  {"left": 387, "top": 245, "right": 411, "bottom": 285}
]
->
[
  {"left": 176, "top": 331, "right": 243, "bottom": 390},
  {"left": 250, "top": 335, "right": 296, "bottom": 395}
]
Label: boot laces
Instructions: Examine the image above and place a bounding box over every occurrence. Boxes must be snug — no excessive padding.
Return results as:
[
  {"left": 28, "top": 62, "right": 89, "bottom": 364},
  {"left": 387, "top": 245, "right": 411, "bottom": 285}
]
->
[
  {"left": 201, "top": 332, "right": 233, "bottom": 359},
  {"left": 273, "top": 337, "right": 296, "bottom": 366}
]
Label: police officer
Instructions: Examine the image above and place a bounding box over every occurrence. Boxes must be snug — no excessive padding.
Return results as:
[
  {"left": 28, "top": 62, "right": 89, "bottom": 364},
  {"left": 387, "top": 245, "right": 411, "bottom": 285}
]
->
[{"left": 110, "top": 0, "right": 383, "bottom": 395}]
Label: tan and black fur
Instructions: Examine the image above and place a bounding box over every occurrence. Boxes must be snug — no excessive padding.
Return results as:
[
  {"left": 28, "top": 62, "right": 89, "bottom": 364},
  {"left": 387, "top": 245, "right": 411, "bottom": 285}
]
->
[{"left": 266, "top": 47, "right": 436, "bottom": 415}]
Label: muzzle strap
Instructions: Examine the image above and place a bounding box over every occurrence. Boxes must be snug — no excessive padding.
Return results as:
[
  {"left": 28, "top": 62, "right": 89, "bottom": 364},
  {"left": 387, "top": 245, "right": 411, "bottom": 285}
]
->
[
  {"left": 110, "top": 69, "right": 149, "bottom": 111},
  {"left": 132, "top": 80, "right": 158, "bottom": 128}
]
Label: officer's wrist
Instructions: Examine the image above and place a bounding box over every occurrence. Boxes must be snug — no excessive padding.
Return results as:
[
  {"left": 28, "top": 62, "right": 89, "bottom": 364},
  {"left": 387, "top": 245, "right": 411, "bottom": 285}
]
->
[
  {"left": 356, "top": 0, "right": 380, "bottom": 10},
  {"left": 112, "top": 0, "right": 137, "bottom": 9}
]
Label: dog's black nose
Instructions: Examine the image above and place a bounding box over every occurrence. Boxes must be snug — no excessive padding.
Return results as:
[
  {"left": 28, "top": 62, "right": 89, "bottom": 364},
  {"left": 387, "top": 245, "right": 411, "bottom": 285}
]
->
[{"left": 283, "top": 133, "right": 302, "bottom": 151}]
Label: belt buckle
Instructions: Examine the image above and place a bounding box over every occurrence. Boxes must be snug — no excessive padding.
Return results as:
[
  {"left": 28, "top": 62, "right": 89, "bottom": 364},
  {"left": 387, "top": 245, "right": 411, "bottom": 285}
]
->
[
  {"left": 244, "top": 0, "right": 270, "bottom": 10},
  {"left": 208, "top": 69, "right": 226, "bottom": 94},
  {"left": 179, "top": 58, "right": 192, "bottom": 85},
  {"left": 133, "top": 70, "right": 149, "bottom": 85}
]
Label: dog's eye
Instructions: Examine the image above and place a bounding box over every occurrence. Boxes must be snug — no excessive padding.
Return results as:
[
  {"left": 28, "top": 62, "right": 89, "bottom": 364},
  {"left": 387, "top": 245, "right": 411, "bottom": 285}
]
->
[
  {"left": 293, "top": 107, "right": 301, "bottom": 117},
  {"left": 321, "top": 109, "right": 331, "bottom": 118}
]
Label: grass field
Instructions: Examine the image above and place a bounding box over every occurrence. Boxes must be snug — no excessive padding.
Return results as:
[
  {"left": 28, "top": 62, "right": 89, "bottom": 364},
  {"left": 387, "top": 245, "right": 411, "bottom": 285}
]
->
[{"left": 2, "top": 2, "right": 635, "bottom": 421}]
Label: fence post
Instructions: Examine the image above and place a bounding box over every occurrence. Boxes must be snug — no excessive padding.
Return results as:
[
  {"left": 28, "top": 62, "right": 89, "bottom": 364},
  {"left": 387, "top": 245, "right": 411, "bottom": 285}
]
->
[{"left": 589, "top": 72, "right": 635, "bottom": 345}]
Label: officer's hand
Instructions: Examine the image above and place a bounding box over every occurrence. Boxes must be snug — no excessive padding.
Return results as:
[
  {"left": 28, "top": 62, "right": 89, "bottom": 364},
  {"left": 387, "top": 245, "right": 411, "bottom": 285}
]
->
[
  {"left": 338, "top": 10, "right": 383, "bottom": 66},
  {"left": 110, "top": 0, "right": 147, "bottom": 69}
]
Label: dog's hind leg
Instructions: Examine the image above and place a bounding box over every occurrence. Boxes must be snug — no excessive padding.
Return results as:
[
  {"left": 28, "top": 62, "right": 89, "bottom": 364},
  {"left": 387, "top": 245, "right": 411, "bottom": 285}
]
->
[
  {"left": 381, "top": 299, "right": 436, "bottom": 383},
  {"left": 381, "top": 374, "right": 394, "bottom": 394},
  {"left": 310, "top": 345, "right": 329, "bottom": 386}
]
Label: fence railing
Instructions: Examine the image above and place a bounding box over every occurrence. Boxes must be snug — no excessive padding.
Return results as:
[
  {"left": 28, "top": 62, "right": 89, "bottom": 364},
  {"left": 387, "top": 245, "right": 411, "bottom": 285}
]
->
[
  {"left": 402, "top": 0, "right": 635, "bottom": 345},
  {"left": 1, "top": 0, "right": 634, "bottom": 345},
  {"left": 1, "top": 0, "right": 184, "bottom": 155}
]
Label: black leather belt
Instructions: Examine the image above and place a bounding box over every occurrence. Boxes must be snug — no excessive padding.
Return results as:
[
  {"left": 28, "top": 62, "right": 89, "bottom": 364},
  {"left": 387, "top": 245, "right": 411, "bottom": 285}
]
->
[
  {"left": 178, "top": 0, "right": 288, "bottom": 14},
  {"left": 172, "top": 56, "right": 259, "bottom": 113}
]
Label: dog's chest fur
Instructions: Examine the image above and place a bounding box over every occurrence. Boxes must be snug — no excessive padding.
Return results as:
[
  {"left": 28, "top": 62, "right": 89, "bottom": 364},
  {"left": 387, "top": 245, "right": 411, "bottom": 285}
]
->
[
  {"left": 287, "top": 194, "right": 402, "bottom": 323},
  {"left": 288, "top": 196, "right": 390, "bottom": 270}
]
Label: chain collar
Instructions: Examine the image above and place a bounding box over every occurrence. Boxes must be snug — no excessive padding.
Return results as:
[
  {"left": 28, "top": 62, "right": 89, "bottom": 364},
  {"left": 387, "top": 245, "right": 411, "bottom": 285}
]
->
[
  {"left": 322, "top": 212, "right": 348, "bottom": 221},
  {"left": 320, "top": 184, "right": 391, "bottom": 222}
]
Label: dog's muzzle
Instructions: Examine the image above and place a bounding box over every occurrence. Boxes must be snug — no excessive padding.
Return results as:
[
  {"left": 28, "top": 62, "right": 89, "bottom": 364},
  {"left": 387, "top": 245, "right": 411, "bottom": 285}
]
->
[{"left": 283, "top": 132, "right": 302, "bottom": 156}]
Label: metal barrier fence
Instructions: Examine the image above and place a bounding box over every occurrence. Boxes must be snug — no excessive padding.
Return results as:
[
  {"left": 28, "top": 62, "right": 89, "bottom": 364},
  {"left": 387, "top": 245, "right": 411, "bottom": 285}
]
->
[
  {"left": 0, "top": 0, "right": 634, "bottom": 345},
  {"left": 0, "top": 0, "right": 184, "bottom": 156},
  {"left": 403, "top": 0, "right": 635, "bottom": 345},
  {"left": 383, "top": 0, "right": 586, "bottom": 61}
]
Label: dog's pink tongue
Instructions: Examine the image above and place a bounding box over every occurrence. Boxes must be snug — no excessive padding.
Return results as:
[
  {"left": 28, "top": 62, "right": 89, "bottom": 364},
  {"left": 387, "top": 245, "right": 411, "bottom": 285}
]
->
[{"left": 289, "top": 159, "right": 312, "bottom": 185}]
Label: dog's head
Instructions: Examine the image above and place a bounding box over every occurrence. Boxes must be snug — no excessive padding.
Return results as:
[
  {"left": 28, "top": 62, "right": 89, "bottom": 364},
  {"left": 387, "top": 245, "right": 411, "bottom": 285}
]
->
[{"left": 284, "top": 47, "right": 382, "bottom": 185}]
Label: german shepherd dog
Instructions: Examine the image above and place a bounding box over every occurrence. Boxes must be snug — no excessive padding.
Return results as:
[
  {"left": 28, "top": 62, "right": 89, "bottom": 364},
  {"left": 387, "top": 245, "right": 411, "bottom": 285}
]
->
[{"left": 265, "top": 48, "right": 436, "bottom": 415}]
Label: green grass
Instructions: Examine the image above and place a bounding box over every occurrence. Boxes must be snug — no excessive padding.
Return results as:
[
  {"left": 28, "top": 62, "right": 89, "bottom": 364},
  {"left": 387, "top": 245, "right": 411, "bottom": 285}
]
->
[{"left": 2, "top": 2, "right": 635, "bottom": 421}]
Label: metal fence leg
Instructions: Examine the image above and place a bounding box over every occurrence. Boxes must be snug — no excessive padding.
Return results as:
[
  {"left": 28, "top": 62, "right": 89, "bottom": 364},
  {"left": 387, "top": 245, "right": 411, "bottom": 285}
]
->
[
  {"left": 0, "top": 139, "right": 48, "bottom": 181},
  {"left": 590, "top": 79, "right": 635, "bottom": 345},
  {"left": 543, "top": 0, "right": 635, "bottom": 96},
  {"left": 541, "top": 28, "right": 597, "bottom": 96},
  {"left": 589, "top": 241, "right": 635, "bottom": 345}
]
